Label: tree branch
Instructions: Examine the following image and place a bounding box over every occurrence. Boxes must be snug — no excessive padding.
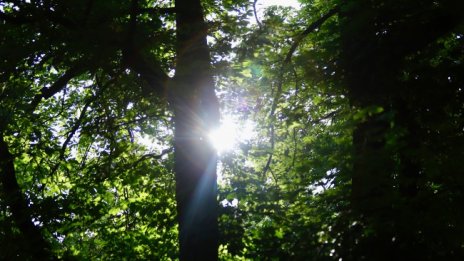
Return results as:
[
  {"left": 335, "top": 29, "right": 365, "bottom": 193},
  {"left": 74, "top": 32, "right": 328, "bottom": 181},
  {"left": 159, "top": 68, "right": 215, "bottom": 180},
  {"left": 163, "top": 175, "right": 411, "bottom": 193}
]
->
[
  {"left": 0, "top": 8, "right": 77, "bottom": 28},
  {"left": 306, "top": 109, "right": 341, "bottom": 126},
  {"left": 29, "top": 61, "right": 88, "bottom": 111},
  {"left": 137, "top": 7, "right": 176, "bottom": 16},
  {"left": 48, "top": 74, "right": 119, "bottom": 176},
  {"left": 0, "top": 133, "right": 52, "bottom": 258},
  {"left": 123, "top": 51, "right": 170, "bottom": 97},
  {"left": 253, "top": 0, "right": 262, "bottom": 29},
  {"left": 48, "top": 94, "right": 94, "bottom": 176},
  {"left": 284, "top": 6, "right": 339, "bottom": 64},
  {"left": 262, "top": 6, "right": 340, "bottom": 177},
  {"left": 132, "top": 147, "right": 174, "bottom": 168},
  {"left": 123, "top": 0, "right": 170, "bottom": 97}
]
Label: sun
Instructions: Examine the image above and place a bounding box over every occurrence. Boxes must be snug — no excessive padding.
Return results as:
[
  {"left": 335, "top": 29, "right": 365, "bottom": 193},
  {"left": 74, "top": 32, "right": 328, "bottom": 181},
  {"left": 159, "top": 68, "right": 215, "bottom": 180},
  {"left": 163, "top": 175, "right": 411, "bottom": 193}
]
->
[{"left": 208, "top": 116, "right": 255, "bottom": 154}]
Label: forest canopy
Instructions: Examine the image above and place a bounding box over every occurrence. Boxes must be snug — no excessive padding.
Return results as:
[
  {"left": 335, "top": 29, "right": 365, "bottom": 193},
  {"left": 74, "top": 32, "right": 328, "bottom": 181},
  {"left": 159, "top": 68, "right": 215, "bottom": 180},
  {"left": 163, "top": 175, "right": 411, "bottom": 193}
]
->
[{"left": 1, "top": 0, "right": 463, "bottom": 260}]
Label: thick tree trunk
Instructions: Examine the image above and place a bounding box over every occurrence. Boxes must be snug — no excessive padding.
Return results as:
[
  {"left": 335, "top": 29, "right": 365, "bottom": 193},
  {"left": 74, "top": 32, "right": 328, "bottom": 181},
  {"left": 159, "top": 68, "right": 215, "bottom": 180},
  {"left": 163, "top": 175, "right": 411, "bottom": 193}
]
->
[
  {"left": 173, "top": 0, "right": 220, "bottom": 260},
  {"left": 340, "top": 1, "right": 464, "bottom": 259},
  {"left": 0, "top": 133, "right": 52, "bottom": 259},
  {"left": 340, "top": 3, "right": 395, "bottom": 259}
]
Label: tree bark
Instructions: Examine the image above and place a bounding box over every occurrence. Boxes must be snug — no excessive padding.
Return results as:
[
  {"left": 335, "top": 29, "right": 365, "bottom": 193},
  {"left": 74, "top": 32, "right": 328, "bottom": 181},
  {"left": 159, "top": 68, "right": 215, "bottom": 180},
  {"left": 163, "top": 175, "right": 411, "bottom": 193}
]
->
[
  {"left": 340, "top": 3, "right": 395, "bottom": 259},
  {"left": 340, "top": 1, "right": 464, "bottom": 259},
  {"left": 173, "top": 0, "right": 220, "bottom": 260},
  {"left": 0, "top": 133, "right": 52, "bottom": 259}
]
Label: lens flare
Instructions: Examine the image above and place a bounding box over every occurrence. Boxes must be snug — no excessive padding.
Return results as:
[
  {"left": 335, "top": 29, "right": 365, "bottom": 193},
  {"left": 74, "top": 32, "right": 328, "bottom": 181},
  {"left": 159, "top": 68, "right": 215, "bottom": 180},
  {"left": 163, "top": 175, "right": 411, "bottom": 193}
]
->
[{"left": 208, "top": 117, "right": 255, "bottom": 154}]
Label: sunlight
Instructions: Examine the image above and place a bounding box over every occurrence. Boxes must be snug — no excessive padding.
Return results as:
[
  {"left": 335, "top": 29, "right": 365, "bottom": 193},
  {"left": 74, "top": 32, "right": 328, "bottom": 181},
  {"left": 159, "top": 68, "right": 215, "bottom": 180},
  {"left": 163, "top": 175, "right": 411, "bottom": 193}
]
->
[
  {"left": 258, "top": 0, "right": 300, "bottom": 8},
  {"left": 208, "top": 116, "right": 255, "bottom": 154}
]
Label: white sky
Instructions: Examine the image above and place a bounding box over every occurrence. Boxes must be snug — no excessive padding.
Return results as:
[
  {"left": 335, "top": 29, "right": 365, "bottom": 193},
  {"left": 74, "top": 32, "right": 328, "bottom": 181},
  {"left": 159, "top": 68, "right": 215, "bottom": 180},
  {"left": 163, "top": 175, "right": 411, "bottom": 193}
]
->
[
  {"left": 253, "top": 0, "right": 301, "bottom": 22},
  {"left": 258, "top": 0, "right": 300, "bottom": 8}
]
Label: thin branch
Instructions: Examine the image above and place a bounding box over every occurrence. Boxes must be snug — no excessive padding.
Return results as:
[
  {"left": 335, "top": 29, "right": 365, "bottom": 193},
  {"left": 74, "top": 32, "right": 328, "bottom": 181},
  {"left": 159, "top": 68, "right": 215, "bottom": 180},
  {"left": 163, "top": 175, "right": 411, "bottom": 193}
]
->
[
  {"left": 306, "top": 109, "right": 341, "bottom": 126},
  {"left": 262, "top": 6, "right": 340, "bottom": 177},
  {"left": 292, "top": 127, "right": 297, "bottom": 168},
  {"left": 48, "top": 91, "right": 95, "bottom": 176},
  {"left": 269, "top": 166, "right": 278, "bottom": 184},
  {"left": 132, "top": 147, "right": 174, "bottom": 168},
  {"left": 48, "top": 74, "right": 120, "bottom": 176},
  {"left": 61, "top": 99, "right": 92, "bottom": 157},
  {"left": 271, "top": 6, "right": 340, "bottom": 122},
  {"left": 292, "top": 66, "right": 299, "bottom": 95},
  {"left": 115, "top": 116, "right": 150, "bottom": 128},
  {"left": 124, "top": 53, "right": 170, "bottom": 97},
  {"left": 284, "top": 6, "right": 340, "bottom": 64},
  {"left": 79, "top": 143, "right": 92, "bottom": 170},
  {"left": 253, "top": 0, "right": 262, "bottom": 29},
  {"left": 262, "top": 153, "right": 273, "bottom": 178}
]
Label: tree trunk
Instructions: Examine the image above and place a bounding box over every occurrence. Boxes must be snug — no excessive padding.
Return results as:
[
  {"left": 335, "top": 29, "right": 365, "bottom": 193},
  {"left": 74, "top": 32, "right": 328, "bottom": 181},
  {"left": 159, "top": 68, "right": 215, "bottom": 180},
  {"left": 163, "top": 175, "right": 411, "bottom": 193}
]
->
[
  {"left": 173, "top": 0, "right": 220, "bottom": 259},
  {"left": 0, "top": 133, "right": 52, "bottom": 259},
  {"left": 340, "top": 1, "right": 464, "bottom": 259},
  {"left": 339, "top": 3, "right": 395, "bottom": 259}
]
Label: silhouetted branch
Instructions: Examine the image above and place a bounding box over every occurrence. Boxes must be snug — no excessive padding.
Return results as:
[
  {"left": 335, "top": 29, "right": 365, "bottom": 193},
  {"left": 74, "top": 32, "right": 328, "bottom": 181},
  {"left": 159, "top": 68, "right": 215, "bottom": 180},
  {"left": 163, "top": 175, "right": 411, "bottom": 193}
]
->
[
  {"left": 48, "top": 74, "right": 119, "bottom": 176},
  {"left": 124, "top": 0, "right": 170, "bottom": 97},
  {"left": 284, "top": 6, "right": 339, "bottom": 64},
  {"left": 0, "top": 8, "right": 77, "bottom": 28},
  {"left": 48, "top": 94, "right": 94, "bottom": 176},
  {"left": 253, "top": 0, "right": 262, "bottom": 29},
  {"left": 262, "top": 6, "right": 340, "bottom": 177},
  {"left": 29, "top": 61, "right": 88, "bottom": 111},
  {"left": 132, "top": 147, "right": 174, "bottom": 168}
]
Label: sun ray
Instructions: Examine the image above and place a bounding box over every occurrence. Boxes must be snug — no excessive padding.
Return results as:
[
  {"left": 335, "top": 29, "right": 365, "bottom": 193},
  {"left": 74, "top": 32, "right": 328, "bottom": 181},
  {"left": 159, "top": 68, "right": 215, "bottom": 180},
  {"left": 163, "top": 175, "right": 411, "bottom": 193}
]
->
[{"left": 208, "top": 116, "right": 255, "bottom": 154}]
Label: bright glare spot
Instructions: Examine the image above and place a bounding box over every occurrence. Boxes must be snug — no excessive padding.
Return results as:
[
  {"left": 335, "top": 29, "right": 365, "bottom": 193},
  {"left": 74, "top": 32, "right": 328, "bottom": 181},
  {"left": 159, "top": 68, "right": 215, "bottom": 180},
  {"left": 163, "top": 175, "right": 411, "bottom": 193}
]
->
[
  {"left": 221, "top": 198, "right": 239, "bottom": 208},
  {"left": 252, "top": 0, "right": 301, "bottom": 24},
  {"left": 208, "top": 116, "right": 255, "bottom": 154},
  {"left": 258, "top": 0, "right": 300, "bottom": 8},
  {"left": 136, "top": 133, "right": 157, "bottom": 150}
]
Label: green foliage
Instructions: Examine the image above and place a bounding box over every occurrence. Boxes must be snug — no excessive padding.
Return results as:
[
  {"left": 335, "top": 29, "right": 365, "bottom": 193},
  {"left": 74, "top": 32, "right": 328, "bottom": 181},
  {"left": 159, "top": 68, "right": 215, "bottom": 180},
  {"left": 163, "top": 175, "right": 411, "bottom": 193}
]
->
[{"left": 1, "top": 0, "right": 463, "bottom": 259}]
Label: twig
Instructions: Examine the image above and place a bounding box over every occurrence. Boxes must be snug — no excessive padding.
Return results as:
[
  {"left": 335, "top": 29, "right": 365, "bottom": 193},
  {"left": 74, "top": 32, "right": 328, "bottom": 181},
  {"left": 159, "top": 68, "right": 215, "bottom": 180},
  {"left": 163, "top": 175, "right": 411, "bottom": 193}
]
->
[
  {"left": 262, "top": 6, "right": 340, "bottom": 177},
  {"left": 48, "top": 91, "right": 95, "bottom": 176},
  {"left": 48, "top": 74, "right": 120, "bottom": 176}
]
